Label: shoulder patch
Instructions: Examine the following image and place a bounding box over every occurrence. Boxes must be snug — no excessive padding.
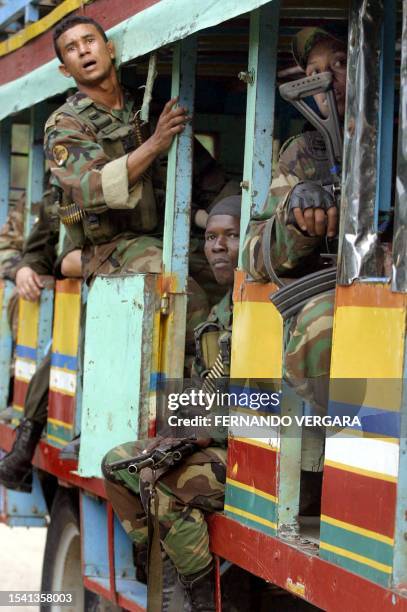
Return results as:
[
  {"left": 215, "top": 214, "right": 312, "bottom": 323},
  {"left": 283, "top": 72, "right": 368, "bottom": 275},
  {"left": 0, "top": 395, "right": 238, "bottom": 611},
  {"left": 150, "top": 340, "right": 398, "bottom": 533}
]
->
[{"left": 52, "top": 144, "right": 69, "bottom": 167}]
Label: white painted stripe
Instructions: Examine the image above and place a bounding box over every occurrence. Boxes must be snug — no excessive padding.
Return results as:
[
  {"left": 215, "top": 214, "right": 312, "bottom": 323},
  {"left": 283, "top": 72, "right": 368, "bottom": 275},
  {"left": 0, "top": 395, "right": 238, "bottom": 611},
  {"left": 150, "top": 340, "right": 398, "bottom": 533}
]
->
[
  {"left": 14, "top": 358, "right": 36, "bottom": 382},
  {"left": 325, "top": 435, "right": 399, "bottom": 479},
  {"left": 50, "top": 367, "right": 77, "bottom": 396}
]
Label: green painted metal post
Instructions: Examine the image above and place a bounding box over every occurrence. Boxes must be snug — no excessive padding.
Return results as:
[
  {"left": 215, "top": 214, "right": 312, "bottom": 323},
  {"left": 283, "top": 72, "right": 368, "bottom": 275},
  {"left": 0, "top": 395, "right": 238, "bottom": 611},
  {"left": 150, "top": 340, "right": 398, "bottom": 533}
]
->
[
  {"left": 392, "top": 0, "right": 407, "bottom": 586},
  {"left": 239, "top": 1, "right": 281, "bottom": 264},
  {"left": 162, "top": 36, "right": 197, "bottom": 378},
  {"left": 25, "top": 104, "right": 48, "bottom": 237},
  {"left": 0, "top": 118, "right": 12, "bottom": 227}
]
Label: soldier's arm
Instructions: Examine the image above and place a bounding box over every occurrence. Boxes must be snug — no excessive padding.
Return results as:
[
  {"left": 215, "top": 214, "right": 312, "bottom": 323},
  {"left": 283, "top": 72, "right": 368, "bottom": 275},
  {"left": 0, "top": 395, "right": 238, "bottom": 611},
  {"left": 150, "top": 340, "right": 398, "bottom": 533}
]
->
[
  {"left": 242, "top": 137, "right": 323, "bottom": 281},
  {"left": 45, "top": 99, "right": 188, "bottom": 213},
  {"left": 17, "top": 201, "right": 59, "bottom": 276}
]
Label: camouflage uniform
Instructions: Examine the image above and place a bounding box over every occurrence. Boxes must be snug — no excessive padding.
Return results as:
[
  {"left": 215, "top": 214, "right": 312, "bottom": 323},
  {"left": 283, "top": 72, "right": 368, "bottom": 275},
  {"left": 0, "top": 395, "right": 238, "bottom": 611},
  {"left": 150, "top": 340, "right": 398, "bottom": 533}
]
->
[
  {"left": 0, "top": 193, "right": 25, "bottom": 281},
  {"left": 242, "top": 131, "right": 335, "bottom": 411},
  {"left": 103, "top": 292, "right": 232, "bottom": 576},
  {"left": 43, "top": 91, "right": 236, "bottom": 331}
]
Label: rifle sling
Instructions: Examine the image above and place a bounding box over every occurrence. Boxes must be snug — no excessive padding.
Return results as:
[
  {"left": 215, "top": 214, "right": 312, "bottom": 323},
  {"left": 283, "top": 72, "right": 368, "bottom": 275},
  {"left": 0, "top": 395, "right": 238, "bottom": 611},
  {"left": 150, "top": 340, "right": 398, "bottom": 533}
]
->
[{"left": 147, "top": 486, "right": 163, "bottom": 612}]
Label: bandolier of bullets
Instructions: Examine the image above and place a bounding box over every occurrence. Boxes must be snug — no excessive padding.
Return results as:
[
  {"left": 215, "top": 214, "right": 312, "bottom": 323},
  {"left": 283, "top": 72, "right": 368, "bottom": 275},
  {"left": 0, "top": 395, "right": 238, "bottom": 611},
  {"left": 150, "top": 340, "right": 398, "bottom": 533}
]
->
[{"left": 59, "top": 202, "right": 85, "bottom": 226}]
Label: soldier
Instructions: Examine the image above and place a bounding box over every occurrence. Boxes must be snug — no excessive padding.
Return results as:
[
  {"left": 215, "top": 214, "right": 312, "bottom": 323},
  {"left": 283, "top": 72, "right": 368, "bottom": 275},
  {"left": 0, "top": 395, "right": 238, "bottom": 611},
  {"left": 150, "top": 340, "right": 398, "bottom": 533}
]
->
[
  {"left": 242, "top": 27, "right": 347, "bottom": 498},
  {"left": 0, "top": 189, "right": 81, "bottom": 491},
  {"left": 103, "top": 196, "right": 241, "bottom": 612},
  {"left": 44, "top": 15, "right": 238, "bottom": 340},
  {"left": 0, "top": 193, "right": 25, "bottom": 282}
]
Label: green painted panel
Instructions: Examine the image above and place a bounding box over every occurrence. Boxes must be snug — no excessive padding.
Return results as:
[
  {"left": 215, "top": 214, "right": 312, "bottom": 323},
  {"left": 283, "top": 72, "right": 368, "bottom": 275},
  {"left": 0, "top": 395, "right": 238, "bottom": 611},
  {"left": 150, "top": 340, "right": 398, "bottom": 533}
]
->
[
  {"left": 320, "top": 522, "right": 393, "bottom": 567},
  {"left": 225, "top": 506, "right": 276, "bottom": 537},
  {"left": 0, "top": 0, "right": 274, "bottom": 120},
  {"left": 320, "top": 548, "right": 391, "bottom": 587},
  {"left": 225, "top": 482, "right": 277, "bottom": 524},
  {"left": 79, "top": 275, "right": 156, "bottom": 477}
]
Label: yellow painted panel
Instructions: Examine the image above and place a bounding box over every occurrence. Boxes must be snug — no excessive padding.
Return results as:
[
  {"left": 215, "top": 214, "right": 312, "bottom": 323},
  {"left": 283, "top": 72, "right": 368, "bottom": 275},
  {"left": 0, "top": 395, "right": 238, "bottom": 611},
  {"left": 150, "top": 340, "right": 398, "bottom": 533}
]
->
[
  {"left": 52, "top": 292, "right": 81, "bottom": 356},
  {"left": 231, "top": 302, "right": 283, "bottom": 378},
  {"left": 17, "top": 299, "right": 39, "bottom": 348},
  {"left": 331, "top": 306, "right": 405, "bottom": 379}
]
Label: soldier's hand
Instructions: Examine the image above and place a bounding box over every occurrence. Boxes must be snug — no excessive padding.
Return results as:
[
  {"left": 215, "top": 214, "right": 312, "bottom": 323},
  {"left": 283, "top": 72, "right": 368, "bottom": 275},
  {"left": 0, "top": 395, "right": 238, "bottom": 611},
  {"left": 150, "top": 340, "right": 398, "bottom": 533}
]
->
[
  {"left": 287, "top": 181, "right": 338, "bottom": 238},
  {"left": 15, "top": 266, "right": 44, "bottom": 301},
  {"left": 151, "top": 97, "right": 190, "bottom": 154}
]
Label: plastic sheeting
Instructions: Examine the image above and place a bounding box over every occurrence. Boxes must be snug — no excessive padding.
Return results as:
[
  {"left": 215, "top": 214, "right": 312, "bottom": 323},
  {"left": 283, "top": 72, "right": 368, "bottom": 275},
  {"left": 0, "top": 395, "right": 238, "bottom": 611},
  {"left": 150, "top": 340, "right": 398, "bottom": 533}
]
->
[
  {"left": 338, "top": 0, "right": 384, "bottom": 285},
  {"left": 392, "top": 0, "right": 407, "bottom": 293}
]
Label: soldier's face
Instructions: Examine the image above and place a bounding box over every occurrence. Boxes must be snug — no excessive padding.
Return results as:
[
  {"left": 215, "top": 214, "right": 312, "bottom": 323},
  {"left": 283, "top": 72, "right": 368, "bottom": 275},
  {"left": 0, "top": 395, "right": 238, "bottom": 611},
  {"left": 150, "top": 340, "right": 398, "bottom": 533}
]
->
[
  {"left": 204, "top": 215, "right": 240, "bottom": 286},
  {"left": 57, "top": 24, "right": 115, "bottom": 86},
  {"left": 306, "top": 39, "right": 347, "bottom": 118}
]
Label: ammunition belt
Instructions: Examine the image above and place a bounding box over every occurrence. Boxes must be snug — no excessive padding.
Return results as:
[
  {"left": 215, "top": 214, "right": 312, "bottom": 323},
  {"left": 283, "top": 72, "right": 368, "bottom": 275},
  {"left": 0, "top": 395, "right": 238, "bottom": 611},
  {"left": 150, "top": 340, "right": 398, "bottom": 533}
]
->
[{"left": 59, "top": 202, "right": 85, "bottom": 226}]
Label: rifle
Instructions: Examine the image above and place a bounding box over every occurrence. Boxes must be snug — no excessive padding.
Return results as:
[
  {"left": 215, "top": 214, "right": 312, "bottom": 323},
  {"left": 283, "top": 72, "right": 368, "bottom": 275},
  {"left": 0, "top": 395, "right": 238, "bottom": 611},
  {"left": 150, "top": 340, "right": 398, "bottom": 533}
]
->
[
  {"left": 103, "top": 438, "right": 198, "bottom": 477},
  {"left": 279, "top": 71, "right": 343, "bottom": 194},
  {"left": 265, "top": 72, "right": 343, "bottom": 317}
]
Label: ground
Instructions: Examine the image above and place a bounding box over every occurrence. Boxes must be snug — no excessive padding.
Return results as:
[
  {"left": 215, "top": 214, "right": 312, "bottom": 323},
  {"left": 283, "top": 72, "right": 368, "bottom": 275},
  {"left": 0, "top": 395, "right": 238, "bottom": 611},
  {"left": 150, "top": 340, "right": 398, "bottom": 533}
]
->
[{"left": 0, "top": 523, "right": 46, "bottom": 611}]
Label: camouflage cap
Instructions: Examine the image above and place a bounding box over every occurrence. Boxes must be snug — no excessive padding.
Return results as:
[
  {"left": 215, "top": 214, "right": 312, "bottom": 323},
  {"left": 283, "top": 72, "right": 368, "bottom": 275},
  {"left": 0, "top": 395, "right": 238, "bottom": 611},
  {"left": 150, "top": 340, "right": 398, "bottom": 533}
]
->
[{"left": 292, "top": 25, "right": 347, "bottom": 70}]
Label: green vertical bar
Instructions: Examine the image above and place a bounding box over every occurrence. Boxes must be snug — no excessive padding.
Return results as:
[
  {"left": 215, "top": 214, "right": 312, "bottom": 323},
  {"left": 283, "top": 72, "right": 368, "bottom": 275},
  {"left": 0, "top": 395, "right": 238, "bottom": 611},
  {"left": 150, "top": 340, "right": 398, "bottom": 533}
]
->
[
  {"left": 239, "top": 1, "right": 281, "bottom": 266},
  {"left": 26, "top": 104, "right": 48, "bottom": 237},
  {"left": 162, "top": 36, "right": 197, "bottom": 379},
  {"left": 0, "top": 118, "right": 12, "bottom": 227}
]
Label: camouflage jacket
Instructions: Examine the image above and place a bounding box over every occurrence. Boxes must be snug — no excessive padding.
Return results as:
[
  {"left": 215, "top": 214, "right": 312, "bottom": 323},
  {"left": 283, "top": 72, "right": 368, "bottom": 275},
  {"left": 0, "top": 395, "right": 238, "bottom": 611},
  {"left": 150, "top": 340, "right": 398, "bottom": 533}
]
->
[
  {"left": 44, "top": 90, "right": 228, "bottom": 251},
  {"left": 0, "top": 193, "right": 25, "bottom": 280},
  {"left": 242, "top": 130, "right": 333, "bottom": 281},
  {"left": 192, "top": 289, "right": 232, "bottom": 378}
]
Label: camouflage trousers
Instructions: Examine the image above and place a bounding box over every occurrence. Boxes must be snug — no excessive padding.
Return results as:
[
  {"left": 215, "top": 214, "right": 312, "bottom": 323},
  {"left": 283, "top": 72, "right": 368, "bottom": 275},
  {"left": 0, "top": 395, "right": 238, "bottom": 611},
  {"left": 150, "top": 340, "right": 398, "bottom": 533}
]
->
[
  {"left": 103, "top": 439, "right": 226, "bottom": 576},
  {"left": 284, "top": 291, "right": 334, "bottom": 471}
]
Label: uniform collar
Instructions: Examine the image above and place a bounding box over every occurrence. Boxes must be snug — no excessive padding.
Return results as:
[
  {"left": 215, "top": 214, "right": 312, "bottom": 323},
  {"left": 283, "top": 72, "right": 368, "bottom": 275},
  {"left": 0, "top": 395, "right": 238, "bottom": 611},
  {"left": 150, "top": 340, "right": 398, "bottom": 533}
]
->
[{"left": 67, "top": 89, "right": 136, "bottom": 122}]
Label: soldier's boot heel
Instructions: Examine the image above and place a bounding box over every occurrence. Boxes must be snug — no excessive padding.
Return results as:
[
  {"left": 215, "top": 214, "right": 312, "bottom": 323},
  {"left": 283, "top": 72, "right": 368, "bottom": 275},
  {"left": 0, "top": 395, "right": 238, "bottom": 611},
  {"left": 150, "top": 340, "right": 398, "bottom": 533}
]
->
[
  {"left": 0, "top": 419, "right": 43, "bottom": 492},
  {"left": 179, "top": 561, "right": 216, "bottom": 612},
  {"left": 162, "top": 554, "right": 191, "bottom": 612}
]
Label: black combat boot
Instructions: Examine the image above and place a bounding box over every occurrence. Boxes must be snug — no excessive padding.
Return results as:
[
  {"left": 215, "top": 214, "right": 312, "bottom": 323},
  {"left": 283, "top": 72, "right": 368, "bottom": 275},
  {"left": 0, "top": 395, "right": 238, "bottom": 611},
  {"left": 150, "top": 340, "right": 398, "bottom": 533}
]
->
[
  {"left": 162, "top": 554, "right": 191, "bottom": 612},
  {"left": 0, "top": 419, "right": 43, "bottom": 492},
  {"left": 179, "top": 562, "right": 216, "bottom": 612}
]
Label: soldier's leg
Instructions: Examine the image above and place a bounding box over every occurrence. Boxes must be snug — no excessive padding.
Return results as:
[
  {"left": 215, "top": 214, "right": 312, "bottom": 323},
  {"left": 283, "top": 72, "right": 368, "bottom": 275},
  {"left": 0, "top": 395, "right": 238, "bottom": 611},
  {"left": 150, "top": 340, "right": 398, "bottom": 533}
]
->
[
  {"left": 0, "top": 350, "right": 51, "bottom": 491},
  {"left": 284, "top": 291, "right": 334, "bottom": 415},
  {"left": 147, "top": 453, "right": 226, "bottom": 575},
  {"left": 102, "top": 440, "right": 149, "bottom": 548},
  {"left": 284, "top": 291, "right": 334, "bottom": 512}
]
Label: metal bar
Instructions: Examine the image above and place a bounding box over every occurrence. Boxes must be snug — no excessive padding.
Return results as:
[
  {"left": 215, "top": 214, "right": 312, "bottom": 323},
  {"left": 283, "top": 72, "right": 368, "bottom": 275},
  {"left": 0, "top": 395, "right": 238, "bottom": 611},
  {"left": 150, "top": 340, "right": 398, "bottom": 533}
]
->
[
  {"left": 0, "top": 281, "right": 13, "bottom": 411},
  {"left": 392, "top": 3, "right": 407, "bottom": 576},
  {"left": 392, "top": 0, "right": 407, "bottom": 293},
  {"left": 338, "top": 0, "right": 385, "bottom": 284},
  {"left": 25, "top": 104, "right": 47, "bottom": 237},
  {"left": 276, "top": 383, "right": 302, "bottom": 537},
  {"left": 375, "top": 0, "right": 396, "bottom": 218},
  {"left": 239, "top": 1, "right": 281, "bottom": 266},
  {"left": 161, "top": 36, "right": 197, "bottom": 379},
  {"left": 25, "top": 104, "right": 48, "bottom": 236},
  {"left": 0, "top": 118, "right": 12, "bottom": 227}
]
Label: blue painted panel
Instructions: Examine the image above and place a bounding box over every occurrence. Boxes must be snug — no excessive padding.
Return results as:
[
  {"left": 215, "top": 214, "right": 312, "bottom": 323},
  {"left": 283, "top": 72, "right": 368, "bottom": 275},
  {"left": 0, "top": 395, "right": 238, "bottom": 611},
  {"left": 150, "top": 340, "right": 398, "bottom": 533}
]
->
[
  {"left": 375, "top": 0, "right": 396, "bottom": 218},
  {"left": 0, "top": 281, "right": 13, "bottom": 411},
  {"left": 114, "top": 513, "right": 147, "bottom": 606},
  {"left": 0, "top": 118, "right": 11, "bottom": 227},
  {"left": 0, "top": 0, "right": 39, "bottom": 29},
  {"left": 81, "top": 493, "right": 110, "bottom": 579},
  {"left": 0, "top": 470, "right": 47, "bottom": 527},
  {"left": 239, "top": 2, "right": 281, "bottom": 263},
  {"left": 37, "top": 287, "right": 54, "bottom": 364},
  {"left": 162, "top": 36, "right": 197, "bottom": 288}
]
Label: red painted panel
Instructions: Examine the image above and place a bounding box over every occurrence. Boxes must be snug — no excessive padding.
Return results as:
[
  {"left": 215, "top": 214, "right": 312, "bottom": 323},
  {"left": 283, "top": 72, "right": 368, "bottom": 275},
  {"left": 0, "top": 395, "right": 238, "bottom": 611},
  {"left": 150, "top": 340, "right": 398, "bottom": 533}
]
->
[
  {"left": 335, "top": 283, "right": 407, "bottom": 309},
  {"left": 0, "top": 0, "right": 161, "bottom": 85},
  {"left": 48, "top": 390, "right": 75, "bottom": 425},
  {"left": 227, "top": 438, "right": 277, "bottom": 497},
  {"left": 209, "top": 514, "right": 407, "bottom": 612},
  {"left": 12, "top": 379, "right": 28, "bottom": 409},
  {"left": 321, "top": 465, "right": 396, "bottom": 539},
  {"left": 55, "top": 279, "right": 81, "bottom": 295}
]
